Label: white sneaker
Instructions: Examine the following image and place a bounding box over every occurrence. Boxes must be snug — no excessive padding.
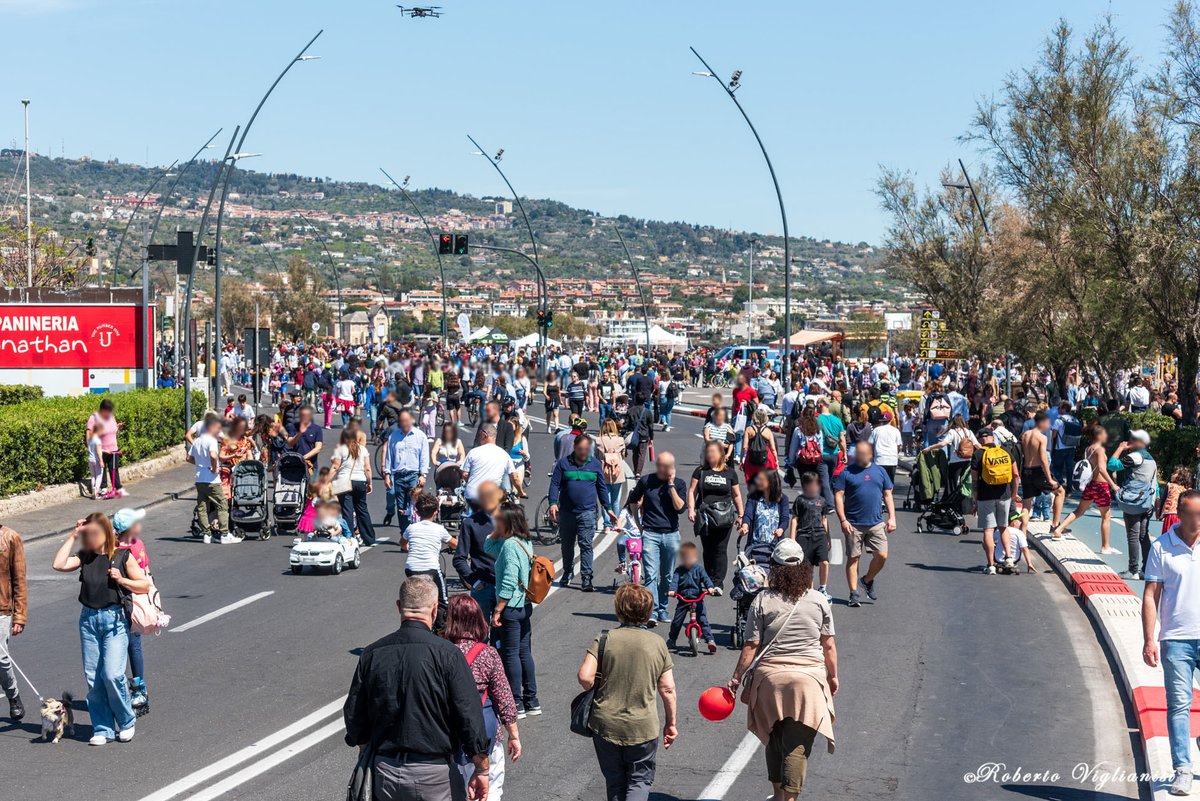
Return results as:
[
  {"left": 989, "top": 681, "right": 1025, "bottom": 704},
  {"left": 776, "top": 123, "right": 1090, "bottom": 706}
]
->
[
  {"left": 202, "top": 534, "right": 212, "bottom": 545},
  {"left": 1170, "top": 768, "right": 1193, "bottom": 796},
  {"left": 220, "top": 534, "right": 243, "bottom": 544},
  {"left": 117, "top": 727, "right": 135, "bottom": 743},
  {"left": 1101, "top": 547, "right": 1122, "bottom": 555},
  {"left": 89, "top": 735, "right": 110, "bottom": 746},
  {"left": 985, "top": 565, "right": 997, "bottom": 575}
]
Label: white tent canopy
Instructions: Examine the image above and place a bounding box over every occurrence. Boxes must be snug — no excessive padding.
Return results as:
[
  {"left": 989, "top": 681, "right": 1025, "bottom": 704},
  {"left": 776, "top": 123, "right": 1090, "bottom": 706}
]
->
[
  {"left": 512, "top": 332, "right": 562, "bottom": 349},
  {"left": 647, "top": 324, "right": 687, "bottom": 348},
  {"left": 466, "top": 326, "right": 494, "bottom": 342}
]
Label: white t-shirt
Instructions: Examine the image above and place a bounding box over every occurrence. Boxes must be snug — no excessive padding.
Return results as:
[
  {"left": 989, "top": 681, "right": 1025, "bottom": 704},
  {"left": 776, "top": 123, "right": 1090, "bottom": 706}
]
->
[
  {"left": 462, "top": 444, "right": 516, "bottom": 501},
  {"left": 869, "top": 425, "right": 903, "bottom": 467},
  {"left": 404, "top": 519, "right": 452, "bottom": 572},
  {"left": 336, "top": 379, "right": 356, "bottom": 402},
  {"left": 334, "top": 444, "right": 368, "bottom": 482},
  {"left": 994, "top": 526, "right": 1027, "bottom": 563},
  {"left": 1145, "top": 528, "right": 1200, "bottom": 640},
  {"left": 190, "top": 434, "right": 221, "bottom": 484}
]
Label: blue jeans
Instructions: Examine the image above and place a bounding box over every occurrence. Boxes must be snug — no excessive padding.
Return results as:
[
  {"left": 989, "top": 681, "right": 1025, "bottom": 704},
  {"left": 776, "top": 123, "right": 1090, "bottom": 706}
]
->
[
  {"left": 1163, "top": 639, "right": 1200, "bottom": 769},
  {"left": 817, "top": 454, "right": 838, "bottom": 509},
  {"left": 499, "top": 604, "right": 538, "bottom": 710},
  {"left": 1033, "top": 492, "right": 1051, "bottom": 519},
  {"left": 127, "top": 632, "right": 144, "bottom": 680},
  {"left": 79, "top": 606, "right": 135, "bottom": 739},
  {"left": 1051, "top": 448, "right": 1074, "bottom": 493},
  {"left": 642, "top": 529, "right": 681, "bottom": 620},
  {"left": 604, "top": 483, "right": 623, "bottom": 518},
  {"left": 560, "top": 508, "right": 598, "bottom": 581},
  {"left": 386, "top": 470, "right": 420, "bottom": 532},
  {"left": 659, "top": 399, "right": 674, "bottom": 427},
  {"left": 471, "top": 583, "right": 497, "bottom": 629},
  {"left": 599, "top": 402, "right": 612, "bottom": 424}
]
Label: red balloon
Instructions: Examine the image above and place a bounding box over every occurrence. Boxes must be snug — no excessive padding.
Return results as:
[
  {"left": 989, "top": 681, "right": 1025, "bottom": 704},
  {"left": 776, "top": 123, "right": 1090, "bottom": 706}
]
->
[{"left": 698, "top": 686, "right": 736, "bottom": 721}]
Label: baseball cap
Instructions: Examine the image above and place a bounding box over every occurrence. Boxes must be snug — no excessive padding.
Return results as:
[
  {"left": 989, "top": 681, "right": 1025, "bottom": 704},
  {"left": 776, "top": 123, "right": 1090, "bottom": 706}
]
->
[
  {"left": 1131, "top": 429, "right": 1151, "bottom": 446},
  {"left": 991, "top": 408, "right": 1006, "bottom": 420},
  {"left": 978, "top": 426, "right": 995, "bottom": 440},
  {"left": 771, "top": 538, "right": 805, "bottom": 566},
  {"left": 112, "top": 507, "right": 146, "bottom": 534}
]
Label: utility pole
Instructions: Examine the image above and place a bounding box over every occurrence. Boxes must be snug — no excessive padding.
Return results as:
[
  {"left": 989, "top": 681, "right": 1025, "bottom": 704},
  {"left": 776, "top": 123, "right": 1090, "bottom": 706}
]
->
[
  {"left": 22, "top": 99, "right": 32, "bottom": 286},
  {"left": 747, "top": 239, "right": 755, "bottom": 347}
]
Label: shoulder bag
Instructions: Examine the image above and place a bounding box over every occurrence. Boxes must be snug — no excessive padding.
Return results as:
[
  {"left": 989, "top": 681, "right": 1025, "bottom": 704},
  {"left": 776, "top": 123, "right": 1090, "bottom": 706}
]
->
[
  {"left": 570, "top": 630, "right": 608, "bottom": 736},
  {"left": 697, "top": 471, "right": 735, "bottom": 536},
  {"left": 346, "top": 741, "right": 376, "bottom": 801}
]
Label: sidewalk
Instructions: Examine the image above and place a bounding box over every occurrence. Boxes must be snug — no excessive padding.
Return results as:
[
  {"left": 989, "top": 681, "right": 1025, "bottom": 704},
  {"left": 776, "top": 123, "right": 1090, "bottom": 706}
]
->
[
  {"left": 1028, "top": 517, "right": 1193, "bottom": 800},
  {"left": 7, "top": 461, "right": 196, "bottom": 544}
]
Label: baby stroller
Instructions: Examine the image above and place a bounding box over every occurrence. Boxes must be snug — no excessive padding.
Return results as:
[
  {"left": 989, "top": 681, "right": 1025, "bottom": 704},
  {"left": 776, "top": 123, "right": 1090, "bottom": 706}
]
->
[
  {"left": 914, "top": 451, "right": 969, "bottom": 536},
  {"left": 729, "top": 536, "right": 774, "bottom": 648},
  {"left": 433, "top": 462, "right": 466, "bottom": 530},
  {"left": 230, "top": 460, "right": 271, "bottom": 539},
  {"left": 273, "top": 453, "right": 309, "bottom": 539}
]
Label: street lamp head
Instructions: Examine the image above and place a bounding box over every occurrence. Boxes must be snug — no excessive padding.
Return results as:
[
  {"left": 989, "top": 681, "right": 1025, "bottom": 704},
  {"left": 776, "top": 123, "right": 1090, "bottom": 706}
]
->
[
  {"left": 691, "top": 71, "right": 714, "bottom": 78},
  {"left": 296, "top": 55, "right": 321, "bottom": 61},
  {"left": 942, "top": 181, "right": 970, "bottom": 190},
  {"left": 228, "top": 152, "right": 262, "bottom": 161}
]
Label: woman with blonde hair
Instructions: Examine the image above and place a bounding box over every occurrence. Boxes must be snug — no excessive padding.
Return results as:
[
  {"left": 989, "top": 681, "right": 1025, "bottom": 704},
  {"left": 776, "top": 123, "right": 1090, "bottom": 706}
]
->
[{"left": 52, "top": 511, "right": 151, "bottom": 745}]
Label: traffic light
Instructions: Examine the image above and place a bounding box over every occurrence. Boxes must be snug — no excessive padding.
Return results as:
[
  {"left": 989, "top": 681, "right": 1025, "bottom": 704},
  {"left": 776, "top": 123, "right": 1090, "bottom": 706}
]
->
[
  {"left": 85, "top": 237, "right": 96, "bottom": 257},
  {"left": 207, "top": 250, "right": 216, "bottom": 266},
  {"left": 536, "top": 309, "right": 546, "bottom": 327},
  {"left": 545, "top": 309, "right": 554, "bottom": 329},
  {"left": 438, "top": 233, "right": 453, "bottom": 255},
  {"left": 454, "top": 234, "right": 469, "bottom": 255}
]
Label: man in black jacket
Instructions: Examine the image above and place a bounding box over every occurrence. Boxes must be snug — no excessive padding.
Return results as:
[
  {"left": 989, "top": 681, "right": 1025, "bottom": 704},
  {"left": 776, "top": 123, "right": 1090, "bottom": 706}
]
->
[
  {"left": 453, "top": 482, "right": 501, "bottom": 624},
  {"left": 344, "top": 576, "right": 490, "bottom": 801}
]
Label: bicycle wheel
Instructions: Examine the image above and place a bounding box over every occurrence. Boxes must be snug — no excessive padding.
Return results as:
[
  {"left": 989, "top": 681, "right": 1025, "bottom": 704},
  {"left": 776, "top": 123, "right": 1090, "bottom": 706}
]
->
[
  {"left": 437, "top": 403, "right": 446, "bottom": 430},
  {"left": 533, "top": 495, "right": 554, "bottom": 543},
  {"left": 467, "top": 402, "right": 479, "bottom": 427},
  {"left": 374, "top": 441, "right": 387, "bottom": 479},
  {"left": 688, "top": 625, "right": 700, "bottom": 657}
]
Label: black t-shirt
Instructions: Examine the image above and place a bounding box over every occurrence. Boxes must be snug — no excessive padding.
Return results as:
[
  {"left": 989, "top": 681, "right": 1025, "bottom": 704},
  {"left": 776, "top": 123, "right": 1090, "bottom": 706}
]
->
[
  {"left": 971, "top": 448, "right": 1013, "bottom": 501},
  {"left": 629, "top": 474, "right": 688, "bottom": 532},
  {"left": 691, "top": 467, "right": 738, "bottom": 504},
  {"left": 78, "top": 550, "right": 124, "bottom": 610},
  {"left": 791, "top": 493, "right": 826, "bottom": 538}
]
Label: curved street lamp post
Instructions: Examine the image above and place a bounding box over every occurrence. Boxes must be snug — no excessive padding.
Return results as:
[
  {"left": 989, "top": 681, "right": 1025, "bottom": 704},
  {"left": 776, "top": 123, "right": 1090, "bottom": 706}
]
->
[
  {"left": 379, "top": 168, "right": 449, "bottom": 344},
  {"left": 690, "top": 47, "right": 793, "bottom": 386},
  {"left": 466, "top": 135, "right": 547, "bottom": 360},
  {"left": 291, "top": 208, "right": 343, "bottom": 337},
  {"left": 609, "top": 224, "right": 652, "bottom": 352}
]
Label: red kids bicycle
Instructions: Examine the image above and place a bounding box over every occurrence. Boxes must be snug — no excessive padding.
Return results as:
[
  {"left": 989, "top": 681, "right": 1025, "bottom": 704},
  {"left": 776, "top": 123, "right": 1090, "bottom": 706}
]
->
[{"left": 669, "top": 590, "right": 710, "bottom": 657}]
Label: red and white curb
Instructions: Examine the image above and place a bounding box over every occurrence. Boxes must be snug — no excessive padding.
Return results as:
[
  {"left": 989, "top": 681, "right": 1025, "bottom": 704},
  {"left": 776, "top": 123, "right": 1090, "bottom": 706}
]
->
[{"left": 1028, "top": 522, "right": 1195, "bottom": 799}]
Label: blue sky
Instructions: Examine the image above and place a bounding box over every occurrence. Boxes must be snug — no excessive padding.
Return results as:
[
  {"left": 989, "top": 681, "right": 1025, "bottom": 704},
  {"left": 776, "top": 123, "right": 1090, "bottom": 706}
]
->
[{"left": 0, "top": 0, "right": 1169, "bottom": 244}]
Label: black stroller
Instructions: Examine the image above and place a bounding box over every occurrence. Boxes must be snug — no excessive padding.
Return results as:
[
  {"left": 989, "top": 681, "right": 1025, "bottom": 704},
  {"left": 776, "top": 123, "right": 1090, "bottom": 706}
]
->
[
  {"left": 230, "top": 460, "right": 271, "bottom": 539},
  {"left": 273, "top": 453, "right": 309, "bottom": 539},
  {"left": 912, "top": 450, "right": 969, "bottom": 535},
  {"left": 434, "top": 462, "right": 466, "bottom": 530},
  {"left": 729, "top": 536, "right": 774, "bottom": 648}
]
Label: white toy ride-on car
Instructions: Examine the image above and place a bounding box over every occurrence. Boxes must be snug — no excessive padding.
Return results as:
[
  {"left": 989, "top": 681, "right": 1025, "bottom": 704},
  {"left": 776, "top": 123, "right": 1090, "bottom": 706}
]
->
[{"left": 289, "top": 537, "right": 361, "bottom": 575}]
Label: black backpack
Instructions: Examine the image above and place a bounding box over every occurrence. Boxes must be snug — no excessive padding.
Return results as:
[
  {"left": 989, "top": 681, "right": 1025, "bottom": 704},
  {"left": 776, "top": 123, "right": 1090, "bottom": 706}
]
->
[{"left": 747, "top": 426, "right": 769, "bottom": 466}]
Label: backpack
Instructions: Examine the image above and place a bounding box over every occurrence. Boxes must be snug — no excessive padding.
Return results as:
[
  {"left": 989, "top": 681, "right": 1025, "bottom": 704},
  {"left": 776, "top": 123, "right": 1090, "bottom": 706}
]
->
[
  {"left": 980, "top": 445, "right": 1013, "bottom": 486},
  {"left": 1072, "top": 457, "right": 1094, "bottom": 489},
  {"left": 925, "top": 392, "right": 951, "bottom": 422},
  {"left": 114, "top": 549, "right": 171, "bottom": 635},
  {"left": 955, "top": 431, "right": 976, "bottom": 460},
  {"left": 797, "top": 432, "right": 822, "bottom": 466},
  {"left": 1060, "top": 415, "right": 1083, "bottom": 448},
  {"left": 1116, "top": 479, "right": 1156, "bottom": 516},
  {"left": 747, "top": 426, "right": 769, "bottom": 466},
  {"left": 666, "top": 381, "right": 680, "bottom": 401},
  {"left": 516, "top": 539, "right": 555, "bottom": 604}
]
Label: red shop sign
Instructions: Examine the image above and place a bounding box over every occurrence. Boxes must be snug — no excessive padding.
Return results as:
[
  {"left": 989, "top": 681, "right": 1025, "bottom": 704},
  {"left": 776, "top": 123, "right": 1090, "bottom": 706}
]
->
[{"left": 0, "top": 304, "right": 143, "bottom": 369}]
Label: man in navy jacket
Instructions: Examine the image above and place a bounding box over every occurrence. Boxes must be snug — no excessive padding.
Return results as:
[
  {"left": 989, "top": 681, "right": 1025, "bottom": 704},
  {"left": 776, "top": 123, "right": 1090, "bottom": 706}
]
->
[{"left": 549, "top": 433, "right": 615, "bottom": 592}]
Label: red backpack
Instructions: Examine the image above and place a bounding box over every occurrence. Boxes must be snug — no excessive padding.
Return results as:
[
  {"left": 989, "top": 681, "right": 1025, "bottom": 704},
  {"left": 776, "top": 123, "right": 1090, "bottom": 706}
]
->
[{"left": 797, "top": 432, "right": 821, "bottom": 466}]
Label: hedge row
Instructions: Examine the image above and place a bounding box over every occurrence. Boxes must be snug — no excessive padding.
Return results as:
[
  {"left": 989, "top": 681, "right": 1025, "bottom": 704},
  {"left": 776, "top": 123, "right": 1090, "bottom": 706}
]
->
[
  {"left": 0, "top": 389, "right": 204, "bottom": 497},
  {"left": 0, "top": 385, "right": 44, "bottom": 406}
]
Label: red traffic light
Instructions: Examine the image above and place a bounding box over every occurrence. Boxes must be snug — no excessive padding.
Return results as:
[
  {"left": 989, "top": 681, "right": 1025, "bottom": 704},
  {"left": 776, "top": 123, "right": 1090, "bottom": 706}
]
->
[{"left": 438, "top": 234, "right": 453, "bottom": 255}]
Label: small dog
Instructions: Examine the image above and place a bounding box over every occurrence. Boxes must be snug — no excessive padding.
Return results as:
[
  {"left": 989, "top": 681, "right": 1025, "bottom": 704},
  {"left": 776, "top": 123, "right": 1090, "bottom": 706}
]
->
[{"left": 40, "top": 692, "right": 74, "bottom": 744}]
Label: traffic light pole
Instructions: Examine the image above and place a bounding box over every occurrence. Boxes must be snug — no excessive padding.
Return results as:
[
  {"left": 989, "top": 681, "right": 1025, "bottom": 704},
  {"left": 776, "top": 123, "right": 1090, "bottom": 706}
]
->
[{"left": 379, "top": 168, "right": 449, "bottom": 345}]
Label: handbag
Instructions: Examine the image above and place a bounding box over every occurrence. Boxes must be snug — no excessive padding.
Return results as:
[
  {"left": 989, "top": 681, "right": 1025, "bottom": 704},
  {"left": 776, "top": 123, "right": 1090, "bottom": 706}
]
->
[
  {"left": 346, "top": 742, "right": 376, "bottom": 801},
  {"left": 739, "top": 596, "right": 803, "bottom": 704},
  {"left": 570, "top": 630, "right": 608, "bottom": 736},
  {"left": 331, "top": 449, "right": 355, "bottom": 496},
  {"left": 696, "top": 471, "right": 736, "bottom": 536}
]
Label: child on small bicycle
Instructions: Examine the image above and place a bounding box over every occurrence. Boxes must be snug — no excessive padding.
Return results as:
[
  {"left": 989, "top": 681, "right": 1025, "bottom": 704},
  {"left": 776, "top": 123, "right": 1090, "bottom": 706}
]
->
[
  {"left": 614, "top": 506, "right": 643, "bottom": 576},
  {"left": 668, "top": 542, "right": 717, "bottom": 653}
]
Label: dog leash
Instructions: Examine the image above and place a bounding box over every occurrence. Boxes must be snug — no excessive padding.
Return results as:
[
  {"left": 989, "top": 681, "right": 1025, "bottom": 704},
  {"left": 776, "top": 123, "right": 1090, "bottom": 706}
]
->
[{"left": 8, "top": 653, "right": 43, "bottom": 701}]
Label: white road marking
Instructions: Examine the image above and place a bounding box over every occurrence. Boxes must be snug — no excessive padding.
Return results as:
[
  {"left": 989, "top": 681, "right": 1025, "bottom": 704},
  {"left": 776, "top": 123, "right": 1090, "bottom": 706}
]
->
[
  {"left": 170, "top": 591, "right": 275, "bottom": 633},
  {"left": 697, "top": 731, "right": 760, "bottom": 800},
  {"left": 139, "top": 530, "right": 621, "bottom": 801},
  {"left": 184, "top": 720, "right": 347, "bottom": 801},
  {"left": 135, "top": 698, "right": 344, "bottom": 801}
]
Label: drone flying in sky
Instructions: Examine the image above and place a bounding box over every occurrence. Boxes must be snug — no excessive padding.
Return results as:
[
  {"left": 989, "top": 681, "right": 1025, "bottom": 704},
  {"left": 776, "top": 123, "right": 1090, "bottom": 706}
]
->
[{"left": 396, "top": 5, "right": 442, "bottom": 18}]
